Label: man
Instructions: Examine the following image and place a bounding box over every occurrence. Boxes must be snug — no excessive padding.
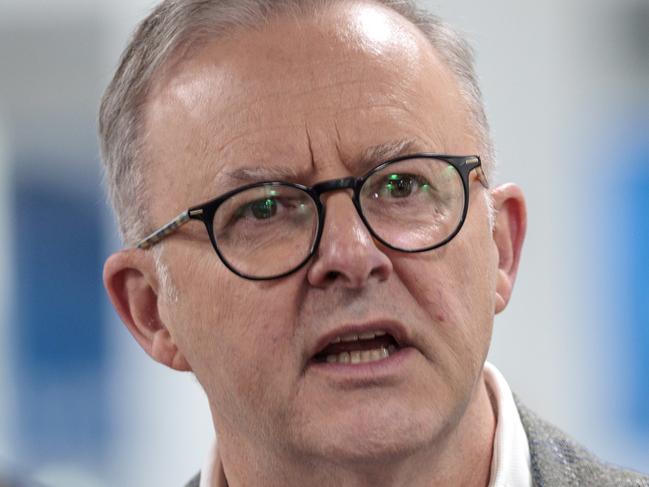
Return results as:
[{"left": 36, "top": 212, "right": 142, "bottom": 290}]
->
[{"left": 99, "top": 0, "right": 649, "bottom": 485}]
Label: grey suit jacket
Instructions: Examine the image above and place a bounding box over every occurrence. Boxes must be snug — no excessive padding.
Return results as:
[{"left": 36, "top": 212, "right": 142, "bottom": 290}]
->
[
  {"left": 184, "top": 403, "right": 649, "bottom": 486},
  {"left": 516, "top": 401, "right": 648, "bottom": 486}
]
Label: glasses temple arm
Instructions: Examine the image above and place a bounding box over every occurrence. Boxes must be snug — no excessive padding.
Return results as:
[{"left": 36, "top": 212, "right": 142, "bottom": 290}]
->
[
  {"left": 135, "top": 210, "right": 191, "bottom": 250},
  {"left": 475, "top": 165, "right": 489, "bottom": 189}
]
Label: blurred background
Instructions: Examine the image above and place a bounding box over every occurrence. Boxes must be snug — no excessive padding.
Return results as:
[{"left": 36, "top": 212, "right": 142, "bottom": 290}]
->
[{"left": 0, "top": 0, "right": 647, "bottom": 485}]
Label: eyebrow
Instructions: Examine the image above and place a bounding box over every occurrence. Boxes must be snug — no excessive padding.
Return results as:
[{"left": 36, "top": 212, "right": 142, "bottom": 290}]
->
[
  {"left": 226, "top": 164, "right": 303, "bottom": 184},
  {"left": 223, "top": 138, "right": 423, "bottom": 184},
  {"left": 356, "top": 138, "right": 420, "bottom": 174}
]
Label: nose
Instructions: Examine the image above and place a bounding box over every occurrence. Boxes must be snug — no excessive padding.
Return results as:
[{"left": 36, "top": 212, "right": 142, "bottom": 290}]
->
[{"left": 307, "top": 192, "right": 393, "bottom": 288}]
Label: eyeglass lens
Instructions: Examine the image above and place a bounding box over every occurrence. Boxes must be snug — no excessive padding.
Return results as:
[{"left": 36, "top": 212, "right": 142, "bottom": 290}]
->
[
  {"left": 360, "top": 157, "right": 464, "bottom": 251},
  {"left": 213, "top": 185, "right": 319, "bottom": 278}
]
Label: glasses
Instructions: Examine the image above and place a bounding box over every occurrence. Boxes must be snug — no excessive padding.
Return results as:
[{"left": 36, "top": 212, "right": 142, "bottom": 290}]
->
[{"left": 136, "top": 153, "right": 488, "bottom": 280}]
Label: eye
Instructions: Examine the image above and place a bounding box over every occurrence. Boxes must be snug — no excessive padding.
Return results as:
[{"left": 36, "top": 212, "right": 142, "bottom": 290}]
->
[
  {"left": 232, "top": 194, "right": 310, "bottom": 223},
  {"left": 246, "top": 197, "right": 278, "bottom": 219},
  {"left": 376, "top": 173, "right": 430, "bottom": 199}
]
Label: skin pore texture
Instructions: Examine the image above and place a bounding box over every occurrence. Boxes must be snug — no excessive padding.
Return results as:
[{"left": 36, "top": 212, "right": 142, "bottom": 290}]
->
[{"left": 104, "top": 2, "right": 527, "bottom": 486}]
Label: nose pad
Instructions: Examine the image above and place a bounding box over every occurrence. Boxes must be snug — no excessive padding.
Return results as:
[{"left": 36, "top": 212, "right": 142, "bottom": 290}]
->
[{"left": 307, "top": 193, "right": 393, "bottom": 288}]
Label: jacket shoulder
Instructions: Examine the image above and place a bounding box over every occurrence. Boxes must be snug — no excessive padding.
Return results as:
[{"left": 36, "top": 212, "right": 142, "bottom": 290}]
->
[
  {"left": 183, "top": 472, "right": 201, "bottom": 487},
  {"left": 516, "top": 399, "right": 649, "bottom": 486}
]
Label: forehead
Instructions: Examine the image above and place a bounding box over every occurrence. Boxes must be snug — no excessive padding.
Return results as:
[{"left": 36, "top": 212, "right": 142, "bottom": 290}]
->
[{"left": 144, "top": 1, "right": 473, "bottom": 218}]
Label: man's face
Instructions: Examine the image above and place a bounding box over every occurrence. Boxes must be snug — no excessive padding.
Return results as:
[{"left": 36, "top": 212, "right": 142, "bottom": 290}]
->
[{"left": 145, "top": 2, "right": 499, "bottom": 463}]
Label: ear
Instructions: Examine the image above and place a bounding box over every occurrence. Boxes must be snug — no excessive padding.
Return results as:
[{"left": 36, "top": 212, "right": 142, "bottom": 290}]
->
[
  {"left": 103, "top": 249, "right": 192, "bottom": 371},
  {"left": 491, "top": 184, "right": 527, "bottom": 314}
]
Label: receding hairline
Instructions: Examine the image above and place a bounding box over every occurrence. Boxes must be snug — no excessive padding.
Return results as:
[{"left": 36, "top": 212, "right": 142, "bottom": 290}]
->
[{"left": 144, "top": 0, "right": 437, "bottom": 102}]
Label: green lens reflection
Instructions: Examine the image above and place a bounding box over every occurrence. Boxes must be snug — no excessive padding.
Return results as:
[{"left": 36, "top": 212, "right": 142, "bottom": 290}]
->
[{"left": 251, "top": 198, "right": 277, "bottom": 219}]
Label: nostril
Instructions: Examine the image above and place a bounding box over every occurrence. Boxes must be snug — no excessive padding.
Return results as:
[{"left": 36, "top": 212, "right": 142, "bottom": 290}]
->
[{"left": 325, "top": 271, "right": 340, "bottom": 281}]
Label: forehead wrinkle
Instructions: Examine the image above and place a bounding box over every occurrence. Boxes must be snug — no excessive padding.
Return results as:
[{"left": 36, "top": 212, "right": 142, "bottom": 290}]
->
[
  {"left": 305, "top": 122, "right": 318, "bottom": 174},
  {"left": 202, "top": 131, "right": 314, "bottom": 189},
  {"left": 223, "top": 138, "right": 426, "bottom": 188},
  {"left": 204, "top": 78, "right": 382, "bottom": 130},
  {"left": 197, "top": 54, "right": 409, "bottom": 129},
  {"left": 338, "top": 104, "right": 456, "bottom": 159}
]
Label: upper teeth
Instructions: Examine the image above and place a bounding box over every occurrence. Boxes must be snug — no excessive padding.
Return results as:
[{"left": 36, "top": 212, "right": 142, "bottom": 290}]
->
[{"left": 330, "top": 330, "right": 387, "bottom": 344}]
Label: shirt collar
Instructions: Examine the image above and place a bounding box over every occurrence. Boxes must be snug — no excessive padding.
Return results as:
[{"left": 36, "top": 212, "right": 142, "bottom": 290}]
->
[
  {"left": 200, "top": 362, "right": 532, "bottom": 487},
  {"left": 199, "top": 440, "right": 222, "bottom": 487},
  {"left": 484, "top": 361, "right": 533, "bottom": 487}
]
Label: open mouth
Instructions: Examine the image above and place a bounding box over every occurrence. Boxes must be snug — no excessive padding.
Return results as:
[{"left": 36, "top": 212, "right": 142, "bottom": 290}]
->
[{"left": 312, "top": 330, "right": 401, "bottom": 365}]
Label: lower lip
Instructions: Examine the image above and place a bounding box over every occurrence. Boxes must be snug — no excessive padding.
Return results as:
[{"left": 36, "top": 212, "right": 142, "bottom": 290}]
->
[{"left": 307, "top": 347, "right": 416, "bottom": 384}]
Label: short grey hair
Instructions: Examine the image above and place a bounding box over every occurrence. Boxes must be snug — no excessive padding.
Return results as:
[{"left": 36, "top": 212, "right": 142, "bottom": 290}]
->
[{"left": 99, "top": 0, "right": 495, "bottom": 246}]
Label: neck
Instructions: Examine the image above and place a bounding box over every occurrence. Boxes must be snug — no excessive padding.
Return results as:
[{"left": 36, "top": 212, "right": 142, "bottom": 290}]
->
[{"left": 212, "top": 374, "right": 496, "bottom": 487}]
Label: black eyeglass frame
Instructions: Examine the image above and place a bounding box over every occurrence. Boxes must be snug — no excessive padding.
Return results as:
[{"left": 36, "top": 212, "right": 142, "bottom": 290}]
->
[{"left": 136, "top": 153, "right": 489, "bottom": 280}]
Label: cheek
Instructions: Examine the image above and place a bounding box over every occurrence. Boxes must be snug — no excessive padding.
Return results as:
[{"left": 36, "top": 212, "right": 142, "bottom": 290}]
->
[
  {"left": 393, "top": 216, "right": 497, "bottom": 341},
  {"left": 164, "top": 256, "right": 303, "bottom": 396},
  {"left": 393, "top": 248, "right": 476, "bottom": 327}
]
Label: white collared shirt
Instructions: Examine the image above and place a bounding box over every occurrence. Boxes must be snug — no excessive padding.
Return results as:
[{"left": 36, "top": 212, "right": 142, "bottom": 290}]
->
[
  {"left": 199, "top": 440, "right": 217, "bottom": 487},
  {"left": 484, "top": 361, "right": 533, "bottom": 487},
  {"left": 200, "top": 362, "right": 532, "bottom": 487}
]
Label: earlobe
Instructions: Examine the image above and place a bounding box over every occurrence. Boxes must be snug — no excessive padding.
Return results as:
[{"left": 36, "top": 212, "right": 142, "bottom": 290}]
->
[
  {"left": 103, "top": 250, "right": 192, "bottom": 371},
  {"left": 491, "top": 184, "right": 527, "bottom": 314}
]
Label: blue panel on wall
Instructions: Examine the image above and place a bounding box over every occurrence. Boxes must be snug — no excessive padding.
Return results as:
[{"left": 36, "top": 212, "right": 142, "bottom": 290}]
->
[
  {"left": 13, "top": 172, "right": 108, "bottom": 463},
  {"left": 624, "top": 128, "right": 649, "bottom": 432}
]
